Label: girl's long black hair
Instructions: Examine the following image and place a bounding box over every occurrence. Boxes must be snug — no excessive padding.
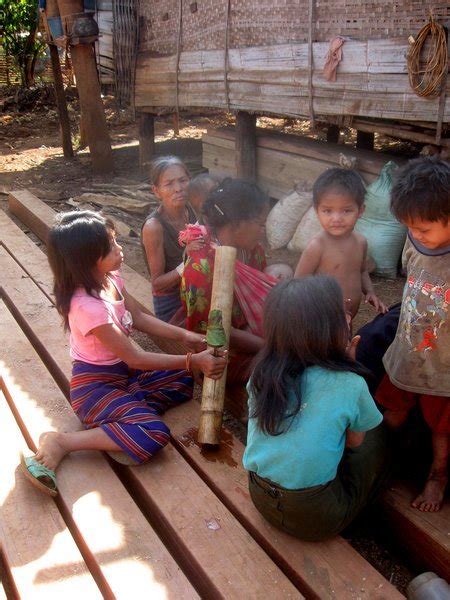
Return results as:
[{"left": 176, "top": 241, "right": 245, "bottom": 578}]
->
[
  {"left": 250, "top": 276, "right": 368, "bottom": 436},
  {"left": 47, "top": 210, "right": 115, "bottom": 330}
]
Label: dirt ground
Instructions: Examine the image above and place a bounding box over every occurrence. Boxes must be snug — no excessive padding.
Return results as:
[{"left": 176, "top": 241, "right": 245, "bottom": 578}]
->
[{"left": 1, "top": 85, "right": 420, "bottom": 592}]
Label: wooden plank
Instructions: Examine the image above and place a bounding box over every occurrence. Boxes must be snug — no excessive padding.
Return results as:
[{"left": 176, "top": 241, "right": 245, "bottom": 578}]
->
[
  {"left": 6, "top": 192, "right": 185, "bottom": 354},
  {"left": 0, "top": 296, "right": 199, "bottom": 600},
  {"left": 134, "top": 39, "right": 450, "bottom": 123},
  {"left": 6, "top": 190, "right": 154, "bottom": 311},
  {"left": 381, "top": 481, "right": 450, "bottom": 580},
  {"left": 163, "top": 401, "right": 403, "bottom": 599},
  {"left": 0, "top": 385, "right": 101, "bottom": 599},
  {"left": 0, "top": 221, "right": 400, "bottom": 597},
  {"left": 0, "top": 249, "right": 302, "bottom": 599},
  {"left": 0, "top": 209, "right": 54, "bottom": 299}
]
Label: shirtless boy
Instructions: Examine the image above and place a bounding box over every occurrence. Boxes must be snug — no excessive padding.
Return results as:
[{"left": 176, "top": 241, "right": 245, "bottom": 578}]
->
[{"left": 294, "top": 168, "right": 386, "bottom": 319}]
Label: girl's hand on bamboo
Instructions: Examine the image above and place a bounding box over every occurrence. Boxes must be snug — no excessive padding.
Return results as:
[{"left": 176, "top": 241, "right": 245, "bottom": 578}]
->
[
  {"left": 183, "top": 330, "right": 207, "bottom": 352},
  {"left": 191, "top": 348, "right": 228, "bottom": 380}
]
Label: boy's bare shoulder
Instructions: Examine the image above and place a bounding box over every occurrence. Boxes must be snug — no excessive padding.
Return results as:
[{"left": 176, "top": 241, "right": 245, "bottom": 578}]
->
[{"left": 305, "top": 231, "right": 327, "bottom": 251}]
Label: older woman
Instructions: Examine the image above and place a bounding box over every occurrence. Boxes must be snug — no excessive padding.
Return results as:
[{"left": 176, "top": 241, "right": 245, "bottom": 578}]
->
[
  {"left": 142, "top": 156, "right": 197, "bottom": 322},
  {"left": 181, "top": 178, "right": 277, "bottom": 384}
]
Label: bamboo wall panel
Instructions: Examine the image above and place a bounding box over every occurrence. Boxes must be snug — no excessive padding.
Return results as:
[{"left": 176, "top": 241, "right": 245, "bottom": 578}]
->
[{"left": 135, "top": 39, "right": 449, "bottom": 123}]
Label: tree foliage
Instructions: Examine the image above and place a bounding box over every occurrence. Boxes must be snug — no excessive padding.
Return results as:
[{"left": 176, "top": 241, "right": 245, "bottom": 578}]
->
[{"left": 0, "top": 0, "right": 45, "bottom": 86}]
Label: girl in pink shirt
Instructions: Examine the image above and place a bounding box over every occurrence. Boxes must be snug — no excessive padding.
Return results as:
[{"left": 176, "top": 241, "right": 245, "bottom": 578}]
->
[{"left": 20, "top": 210, "right": 226, "bottom": 497}]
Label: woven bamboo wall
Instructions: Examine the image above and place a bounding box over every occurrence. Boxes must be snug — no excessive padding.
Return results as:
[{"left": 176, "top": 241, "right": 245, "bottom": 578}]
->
[{"left": 139, "top": 0, "right": 449, "bottom": 54}]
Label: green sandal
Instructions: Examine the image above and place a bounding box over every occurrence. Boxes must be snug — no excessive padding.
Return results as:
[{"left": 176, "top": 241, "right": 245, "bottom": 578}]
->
[{"left": 20, "top": 453, "right": 58, "bottom": 497}]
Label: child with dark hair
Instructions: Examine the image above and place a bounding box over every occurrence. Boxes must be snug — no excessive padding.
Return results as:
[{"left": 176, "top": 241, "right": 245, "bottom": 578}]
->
[
  {"left": 243, "top": 276, "right": 390, "bottom": 541},
  {"left": 294, "top": 167, "right": 386, "bottom": 319},
  {"left": 180, "top": 178, "right": 277, "bottom": 384},
  {"left": 20, "top": 210, "right": 226, "bottom": 496},
  {"left": 187, "top": 172, "right": 221, "bottom": 220},
  {"left": 377, "top": 157, "right": 450, "bottom": 512}
]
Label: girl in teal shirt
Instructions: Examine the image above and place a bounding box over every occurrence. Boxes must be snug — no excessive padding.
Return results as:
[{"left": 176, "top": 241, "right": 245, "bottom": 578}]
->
[{"left": 243, "top": 275, "right": 390, "bottom": 541}]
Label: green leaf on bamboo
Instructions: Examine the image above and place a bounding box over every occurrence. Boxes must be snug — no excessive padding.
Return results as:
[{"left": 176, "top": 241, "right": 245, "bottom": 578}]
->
[{"left": 206, "top": 309, "right": 226, "bottom": 348}]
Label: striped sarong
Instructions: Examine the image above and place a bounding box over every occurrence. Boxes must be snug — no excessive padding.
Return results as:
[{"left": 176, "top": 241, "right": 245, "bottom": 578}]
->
[
  {"left": 70, "top": 360, "right": 193, "bottom": 463},
  {"left": 153, "top": 289, "right": 182, "bottom": 323}
]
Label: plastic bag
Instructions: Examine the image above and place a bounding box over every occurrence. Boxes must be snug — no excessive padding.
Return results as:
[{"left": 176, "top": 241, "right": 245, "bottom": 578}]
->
[
  {"left": 266, "top": 190, "right": 312, "bottom": 250},
  {"left": 355, "top": 161, "right": 406, "bottom": 279}
]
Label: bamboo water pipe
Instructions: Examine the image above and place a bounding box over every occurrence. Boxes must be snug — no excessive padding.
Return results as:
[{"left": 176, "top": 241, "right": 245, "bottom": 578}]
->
[{"left": 197, "top": 246, "right": 237, "bottom": 446}]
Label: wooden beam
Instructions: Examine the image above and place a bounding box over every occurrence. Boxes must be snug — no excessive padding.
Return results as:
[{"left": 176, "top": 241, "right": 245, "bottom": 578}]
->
[
  {"left": 1, "top": 208, "right": 402, "bottom": 598},
  {"left": 381, "top": 482, "right": 450, "bottom": 579},
  {"left": 56, "top": 0, "right": 113, "bottom": 174},
  {"left": 0, "top": 250, "right": 301, "bottom": 599},
  {"left": 6, "top": 192, "right": 188, "bottom": 354},
  {"left": 165, "top": 401, "right": 404, "bottom": 599},
  {"left": 235, "top": 111, "right": 256, "bottom": 181},
  {"left": 138, "top": 112, "right": 155, "bottom": 168},
  {"left": 48, "top": 43, "right": 73, "bottom": 158},
  {"left": 0, "top": 384, "right": 100, "bottom": 598},
  {"left": 0, "top": 280, "right": 199, "bottom": 599}
]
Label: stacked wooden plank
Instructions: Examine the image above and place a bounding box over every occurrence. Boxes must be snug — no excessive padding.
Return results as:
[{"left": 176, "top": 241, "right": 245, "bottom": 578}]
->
[
  {"left": 0, "top": 196, "right": 409, "bottom": 598},
  {"left": 134, "top": 38, "right": 450, "bottom": 124},
  {"left": 202, "top": 127, "right": 405, "bottom": 198}
]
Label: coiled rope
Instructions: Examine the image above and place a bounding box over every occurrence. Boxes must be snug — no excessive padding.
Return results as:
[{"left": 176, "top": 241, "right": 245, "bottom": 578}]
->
[{"left": 407, "top": 14, "right": 448, "bottom": 98}]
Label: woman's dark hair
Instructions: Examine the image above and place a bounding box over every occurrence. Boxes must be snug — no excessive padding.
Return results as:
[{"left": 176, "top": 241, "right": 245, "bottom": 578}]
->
[
  {"left": 202, "top": 178, "right": 269, "bottom": 228},
  {"left": 250, "top": 276, "right": 368, "bottom": 436},
  {"left": 47, "top": 210, "right": 115, "bottom": 330},
  {"left": 313, "top": 168, "right": 366, "bottom": 208},
  {"left": 390, "top": 157, "right": 450, "bottom": 224}
]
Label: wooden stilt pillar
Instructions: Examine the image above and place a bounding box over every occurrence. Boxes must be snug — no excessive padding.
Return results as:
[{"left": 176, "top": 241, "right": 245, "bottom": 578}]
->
[
  {"left": 48, "top": 44, "right": 73, "bottom": 158},
  {"left": 198, "top": 246, "right": 237, "bottom": 446},
  {"left": 326, "top": 124, "right": 340, "bottom": 144},
  {"left": 356, "top": 130, "right": 374, "bottom": 151},
  {"left": 139, "top": 112, "right": 155, "bottom": 169},
  {"left": 235, "top": 111, "right": 257, "bottom": 181},
  {"left": 78, "top": 111, "right": 88, "bottom": 149},
  {"left": 56, "top": 0, "right": 113, "bottom": 174}
]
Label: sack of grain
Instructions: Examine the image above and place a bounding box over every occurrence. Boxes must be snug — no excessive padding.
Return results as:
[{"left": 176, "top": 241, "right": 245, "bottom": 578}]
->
[
  {"left": 287, "top": 206, "right": 322, "bottom": 253},
  {"left": 266, "top": 190, "right": 312, "bottom": 250},
  {"left": 355, "top": 161, "right": 406, "bottom": 279}
]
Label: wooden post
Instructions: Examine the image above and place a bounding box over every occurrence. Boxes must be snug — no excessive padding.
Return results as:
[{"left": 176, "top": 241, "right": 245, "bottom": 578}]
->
[
  {"left": 235, "top": 111, "right": 257, "bottom": 181},
  {"left": 356, "top": 130, "right": 374, "bottom": 151},
  {"left": 139, "top": 112, "right": 155, "bottom": 168},
  {"left": 198, "top": 246, "right": 237, "bottom": 446},
  {"left": 79, "top": 111, "right": 88, "bottom": 149},
  {"left": 48, "top": 44, "right": 73, "bottom": 158},
  {"left": 56, "top": 0, "right": 113, "bottom": 174},
  {"left": 326, "top": 124, "right": 340, "bottom": 144}
]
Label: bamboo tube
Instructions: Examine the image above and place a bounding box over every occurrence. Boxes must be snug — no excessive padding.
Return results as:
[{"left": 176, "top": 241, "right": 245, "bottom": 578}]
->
[{"left": 197, "top": 246, "right": 237, "bottom": 445}]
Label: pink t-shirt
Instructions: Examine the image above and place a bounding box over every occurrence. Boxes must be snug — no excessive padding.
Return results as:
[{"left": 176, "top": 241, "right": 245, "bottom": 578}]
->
[{"left": 68, "top": 272, "right": 133, "bottom": 365}]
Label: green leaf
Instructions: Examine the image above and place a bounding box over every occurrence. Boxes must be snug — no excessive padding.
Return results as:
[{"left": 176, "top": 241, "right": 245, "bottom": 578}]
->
[{"left": 206, "top": 309, "right": 226, "bottom": 348}]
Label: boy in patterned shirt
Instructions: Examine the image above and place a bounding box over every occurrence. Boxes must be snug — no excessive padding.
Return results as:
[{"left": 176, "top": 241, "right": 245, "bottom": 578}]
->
[{"left": 377, "top": 158, "right": 450, "bottom": 512}]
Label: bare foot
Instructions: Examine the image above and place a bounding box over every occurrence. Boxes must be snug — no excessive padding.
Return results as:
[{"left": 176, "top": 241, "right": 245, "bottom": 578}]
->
[
  {"left": 411, "top": 471, "right": 448, "bottom": 512},
  {"left": 34, "top": 432, "right": 69, "bottom": 471},
  {"left": 383, "top": 409, "right": 408, "bottom": 429}
]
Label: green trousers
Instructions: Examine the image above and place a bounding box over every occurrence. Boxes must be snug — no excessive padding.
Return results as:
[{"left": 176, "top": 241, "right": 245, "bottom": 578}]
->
[{"left": 248, "top": 424, "right": 391, "bottom": 542}]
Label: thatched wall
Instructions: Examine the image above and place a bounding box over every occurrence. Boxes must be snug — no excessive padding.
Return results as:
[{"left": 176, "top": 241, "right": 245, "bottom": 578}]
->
[
  {"left": 139, "top": 0, "right": 449, "bottom": 53},
  {"left": 134, "top": 1, "right": 450, "bottom": 128}
]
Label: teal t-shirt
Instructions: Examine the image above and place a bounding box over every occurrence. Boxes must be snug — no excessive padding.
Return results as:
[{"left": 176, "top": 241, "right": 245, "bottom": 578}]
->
[{"left": 243, "top": 366, "right": 383, "bottom": 489}]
